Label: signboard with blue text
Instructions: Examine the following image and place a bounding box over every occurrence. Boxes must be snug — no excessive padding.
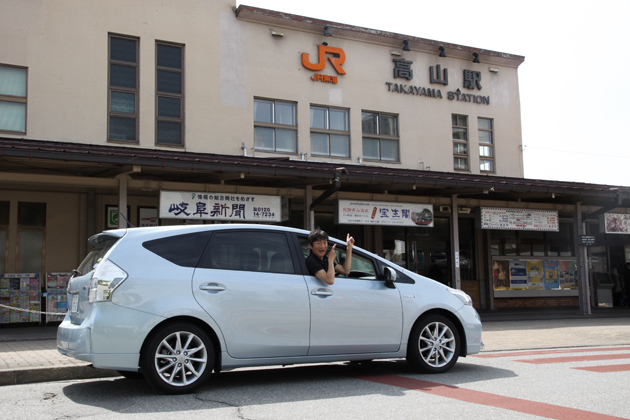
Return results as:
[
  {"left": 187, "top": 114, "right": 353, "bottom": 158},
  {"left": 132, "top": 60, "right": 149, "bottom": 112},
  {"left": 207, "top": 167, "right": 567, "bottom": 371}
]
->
[{"left": 159, "top": 191, "right": 288, "bottom": 223}]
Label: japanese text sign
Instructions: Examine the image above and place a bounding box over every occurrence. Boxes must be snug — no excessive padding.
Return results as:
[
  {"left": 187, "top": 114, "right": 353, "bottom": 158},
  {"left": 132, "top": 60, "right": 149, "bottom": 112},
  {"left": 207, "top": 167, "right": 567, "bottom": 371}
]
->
[
  {"left": 336, "top": 199, "right": 434, "bottom": 227},
  {"left": 480, "top": 207, "right": 559, "bottom": 231},
  {"left": 160, "top": 191, "right": 287, "bottom": 222}
]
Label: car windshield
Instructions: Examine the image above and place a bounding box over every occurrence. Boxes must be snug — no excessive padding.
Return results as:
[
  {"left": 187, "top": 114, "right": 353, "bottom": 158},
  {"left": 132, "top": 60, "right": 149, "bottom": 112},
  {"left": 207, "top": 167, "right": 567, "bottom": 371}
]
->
[{"left": 76, "top": 238, "right": 119, "bottom": 276}]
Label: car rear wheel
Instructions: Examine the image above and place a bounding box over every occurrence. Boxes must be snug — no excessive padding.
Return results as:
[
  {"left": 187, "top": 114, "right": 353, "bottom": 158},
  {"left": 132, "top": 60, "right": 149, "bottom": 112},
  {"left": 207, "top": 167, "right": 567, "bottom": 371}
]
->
[
  {"left": 141, "top": 323, "right": 214, "bottom": 394},
  {"left": 407, "top": 315, "right": 460, "bottom": 373}
]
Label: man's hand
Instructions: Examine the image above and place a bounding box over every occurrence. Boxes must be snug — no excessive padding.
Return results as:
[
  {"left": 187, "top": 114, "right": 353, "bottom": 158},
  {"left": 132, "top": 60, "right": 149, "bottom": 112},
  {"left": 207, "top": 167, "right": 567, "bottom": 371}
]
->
[
  {"left": 328, "top": 244, "right": 337, "bottom": 261},
  {"left": 346, "top": 234, "right": 355, "bottom": 250}
]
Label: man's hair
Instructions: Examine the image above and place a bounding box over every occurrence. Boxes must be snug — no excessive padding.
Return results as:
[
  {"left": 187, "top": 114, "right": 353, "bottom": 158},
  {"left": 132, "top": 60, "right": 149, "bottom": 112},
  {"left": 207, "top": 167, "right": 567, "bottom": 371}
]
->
[{"left": 308, "top": 228, "right": 328, "bottom": 245}]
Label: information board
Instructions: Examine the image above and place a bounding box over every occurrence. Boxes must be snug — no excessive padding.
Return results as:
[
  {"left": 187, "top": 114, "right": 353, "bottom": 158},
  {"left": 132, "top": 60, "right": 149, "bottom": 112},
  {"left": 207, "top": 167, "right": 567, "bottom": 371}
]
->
[{"left": 481, "top": 207, "right": 559, "bottom": 231}]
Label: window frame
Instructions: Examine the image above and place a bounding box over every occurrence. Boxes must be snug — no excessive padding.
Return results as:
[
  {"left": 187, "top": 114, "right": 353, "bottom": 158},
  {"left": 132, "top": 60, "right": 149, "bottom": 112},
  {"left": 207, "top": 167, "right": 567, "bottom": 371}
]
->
[
  {"left": 155, "top": 41, "right": 185, "bottom": 147},
  {"left": 310, "top": 105, "right": 351, "bottom": 158},
  {"left": 0, "top": 201, "right": 8, "bottom": 274},
  {"left": 108, "top": 34, "right": 139, "bottom": 144},
  {"left": 361, "top": 111, "right": 400, "bottom": 163},
  {"left": 452, "top": 114, "right": 469, "bottom": 171},
  {"left": 0, "top": 64, "right": 28, "bottom": 135},
  {"left": 253, "top": 98, "right": 298, "bottom": 154},
  {"left": 16, "top": 202, "right": 46, "bottom": 274},
  {"left": 478, "top": 117, "right": 494, "bottom": 173}
]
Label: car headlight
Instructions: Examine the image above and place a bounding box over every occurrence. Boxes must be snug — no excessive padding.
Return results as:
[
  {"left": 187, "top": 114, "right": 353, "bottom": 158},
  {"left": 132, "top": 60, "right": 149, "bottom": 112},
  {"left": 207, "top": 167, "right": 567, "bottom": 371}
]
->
[{"left": 447, "top": 287, "right": 472, "bottom": 306}]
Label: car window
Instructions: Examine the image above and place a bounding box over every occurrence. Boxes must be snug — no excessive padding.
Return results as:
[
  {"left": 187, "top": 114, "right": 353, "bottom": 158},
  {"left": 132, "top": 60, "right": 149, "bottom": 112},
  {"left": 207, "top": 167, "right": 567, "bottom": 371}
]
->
[
  {"left": 298, "top": 236, "right": 377, "bottom": 280},
  {"left": 77, "top": 238, "right": 119, "bottom": 275},
  {"left": 377, "top": 260, "right": 414, "bottom": 284},
  {"left": 142, "top": 231, "right": 212, "bottom": 267},
  {"left": 199, "top": 231, "right": 294, "bottom": 274}
]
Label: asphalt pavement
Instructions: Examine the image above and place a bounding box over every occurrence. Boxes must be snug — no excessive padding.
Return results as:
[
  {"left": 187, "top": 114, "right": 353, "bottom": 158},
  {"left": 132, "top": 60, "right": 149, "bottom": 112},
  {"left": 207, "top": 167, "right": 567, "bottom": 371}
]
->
[{"left": 1, "top": 306, "right": 629, "bottom": 387}]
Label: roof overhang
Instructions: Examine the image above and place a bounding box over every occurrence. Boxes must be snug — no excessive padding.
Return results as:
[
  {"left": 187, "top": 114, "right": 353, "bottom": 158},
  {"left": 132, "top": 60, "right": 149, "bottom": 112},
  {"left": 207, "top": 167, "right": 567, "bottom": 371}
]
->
[
  {"left": 235, "top": 5, "right": 525, "bottom": 68},
  {"left": 1, "top": 138, "right": 628, "bottom": 208}
]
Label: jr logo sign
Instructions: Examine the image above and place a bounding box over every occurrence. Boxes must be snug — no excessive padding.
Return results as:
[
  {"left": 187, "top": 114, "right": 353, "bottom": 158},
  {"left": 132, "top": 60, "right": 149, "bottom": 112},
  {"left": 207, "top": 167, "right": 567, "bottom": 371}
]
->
[{"left": 301, "top": 45, "right": 346, "bottom": 75}]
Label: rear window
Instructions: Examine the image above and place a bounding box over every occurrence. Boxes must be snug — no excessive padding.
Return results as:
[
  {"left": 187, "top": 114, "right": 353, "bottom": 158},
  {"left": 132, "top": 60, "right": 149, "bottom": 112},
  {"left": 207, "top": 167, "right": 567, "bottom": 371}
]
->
[
  {"left": 77, "top": 238, "right": 119, "bottom": 275},
  {"left": 143, "top": 231, "right": 211, "bottom": 267}
]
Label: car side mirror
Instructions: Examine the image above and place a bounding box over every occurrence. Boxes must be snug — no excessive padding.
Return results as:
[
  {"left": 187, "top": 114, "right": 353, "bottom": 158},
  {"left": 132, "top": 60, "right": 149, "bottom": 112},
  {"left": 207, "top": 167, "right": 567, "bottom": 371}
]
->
[{"left": 383, "top": 266, "right": 397, "bottom": 289}]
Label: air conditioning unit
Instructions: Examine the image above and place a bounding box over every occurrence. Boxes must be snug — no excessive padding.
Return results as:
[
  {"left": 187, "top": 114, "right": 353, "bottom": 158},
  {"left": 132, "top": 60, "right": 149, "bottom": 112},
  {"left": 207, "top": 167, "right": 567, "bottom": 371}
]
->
[
  {"left": 458, "top": 207, "right": 472, "bottom": 214},
  {"left": 439, "top": 206, "right": 451, "bottom": 212}
]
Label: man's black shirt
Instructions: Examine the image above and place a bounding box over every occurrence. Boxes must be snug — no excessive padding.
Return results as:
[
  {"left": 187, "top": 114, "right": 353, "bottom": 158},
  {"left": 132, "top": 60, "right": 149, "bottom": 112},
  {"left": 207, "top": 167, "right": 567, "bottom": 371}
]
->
[{"left": 306, "top": 252, "right": 336, "bottom": 276}]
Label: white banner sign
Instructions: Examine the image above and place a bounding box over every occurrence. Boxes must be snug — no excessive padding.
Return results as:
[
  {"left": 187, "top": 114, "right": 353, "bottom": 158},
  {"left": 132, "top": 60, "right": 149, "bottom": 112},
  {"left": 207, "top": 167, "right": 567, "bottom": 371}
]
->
[
  {"left": 603, "top": 213, "right": 630, "bottom": 234},
  {"left": 139, "top": 207, "right": 159, "bottom": 227},
  {"left": 481, "top": 207, "right": 559, "bottom": 231},
  {"left": 336, "top": 199, "right": 434, "bottom": 227},
  {"left": 160, "top": 191, "right": 287, "bottom": 222}
]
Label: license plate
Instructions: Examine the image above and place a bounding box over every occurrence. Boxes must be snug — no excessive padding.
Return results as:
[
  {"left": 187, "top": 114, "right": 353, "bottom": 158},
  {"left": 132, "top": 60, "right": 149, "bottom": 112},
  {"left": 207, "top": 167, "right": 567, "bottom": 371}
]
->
[{"left": 71, "top": 295, "right": 79, "bottom": 313}]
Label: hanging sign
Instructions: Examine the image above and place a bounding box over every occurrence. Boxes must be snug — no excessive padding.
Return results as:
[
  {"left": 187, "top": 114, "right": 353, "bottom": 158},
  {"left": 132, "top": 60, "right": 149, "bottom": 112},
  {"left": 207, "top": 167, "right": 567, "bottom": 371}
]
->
[
  {"left": 160, "top": 191, "right": 288, "bottom": 222},
  {"left": 602, "top": 213, "right": 630, "bottom": 234},
  {"left": 480, "top": 207, "right": 559, "bottom": 231},
  {"left": 336, "top": 199, "right": 433, "bottom": 227}
]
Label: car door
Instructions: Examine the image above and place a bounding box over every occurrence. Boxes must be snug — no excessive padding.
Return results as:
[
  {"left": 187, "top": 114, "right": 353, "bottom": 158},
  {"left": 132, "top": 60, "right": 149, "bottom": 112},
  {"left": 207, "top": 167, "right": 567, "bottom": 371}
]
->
[
  {"left": 295, "top": 235, "right": 403, "bottom": 356},
  {"left": 192, "top": 229, "right": 310, "bottom": 359}
]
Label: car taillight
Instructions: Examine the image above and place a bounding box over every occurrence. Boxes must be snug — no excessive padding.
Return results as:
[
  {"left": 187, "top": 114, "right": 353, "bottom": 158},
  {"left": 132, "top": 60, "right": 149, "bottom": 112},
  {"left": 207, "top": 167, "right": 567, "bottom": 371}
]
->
[{"left": 88, "top": 259, "right": 128, "bottom": 303}]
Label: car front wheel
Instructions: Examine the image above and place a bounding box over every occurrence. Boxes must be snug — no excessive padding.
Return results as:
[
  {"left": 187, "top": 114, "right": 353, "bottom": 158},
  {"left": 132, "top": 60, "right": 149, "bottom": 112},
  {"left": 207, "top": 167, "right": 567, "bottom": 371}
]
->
[
  {"left": 141, "top": 323, "right": 214, "bottom": 394},
  {"left": 407, "top": 315, "right": 460, "bottom": 373}
]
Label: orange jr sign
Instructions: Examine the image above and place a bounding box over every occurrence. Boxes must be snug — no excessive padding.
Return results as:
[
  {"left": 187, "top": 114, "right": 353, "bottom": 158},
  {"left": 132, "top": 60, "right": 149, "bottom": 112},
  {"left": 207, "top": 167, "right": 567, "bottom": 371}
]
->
[{"left": 302, "top": 45, "right": 346, "bottom": 84}]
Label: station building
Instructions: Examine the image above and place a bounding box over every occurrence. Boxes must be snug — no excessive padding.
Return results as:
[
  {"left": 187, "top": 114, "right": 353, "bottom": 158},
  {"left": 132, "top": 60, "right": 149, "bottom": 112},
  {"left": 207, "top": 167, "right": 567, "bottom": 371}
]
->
[{"left": 1, "top": 0, "right": 629, "bottom": 324}]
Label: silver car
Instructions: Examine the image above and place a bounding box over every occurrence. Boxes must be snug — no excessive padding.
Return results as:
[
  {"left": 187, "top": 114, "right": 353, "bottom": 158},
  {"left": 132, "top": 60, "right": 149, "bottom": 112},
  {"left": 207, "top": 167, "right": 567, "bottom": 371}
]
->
[{"left": 57, "top": 224, "right": 482, "bottom": 394}]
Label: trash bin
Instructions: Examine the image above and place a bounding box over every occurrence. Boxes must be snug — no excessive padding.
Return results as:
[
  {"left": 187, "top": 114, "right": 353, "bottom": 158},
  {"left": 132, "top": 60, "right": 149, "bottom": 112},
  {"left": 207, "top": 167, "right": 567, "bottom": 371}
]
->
[{"left": 593, "top": 272, "right": 614, "bottom": 308}]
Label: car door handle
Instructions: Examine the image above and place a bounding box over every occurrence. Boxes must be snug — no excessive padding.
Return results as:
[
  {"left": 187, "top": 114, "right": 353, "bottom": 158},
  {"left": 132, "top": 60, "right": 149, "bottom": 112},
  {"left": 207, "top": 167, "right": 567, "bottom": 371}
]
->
[
  {"left": 199, "top": 283, "right": 226, "bottom": 292},
  {"left": 311, "top": 288, "right": 333, "bottom": 297}
]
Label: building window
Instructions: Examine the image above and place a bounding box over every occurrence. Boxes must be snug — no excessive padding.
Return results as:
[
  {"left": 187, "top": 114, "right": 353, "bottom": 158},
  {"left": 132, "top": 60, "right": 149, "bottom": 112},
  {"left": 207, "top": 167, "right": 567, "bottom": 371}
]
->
[
  {"left": 156, "top": 42, "right": 184, "bottom": 146},
  {"left": 17, "top": 203, "right": 46, "bottom": 274},
  {"left": 479, "top": 117, "right": 494, "bottom": 172},
  {"left": 254, "top": 98, "right": 297, "bottom": 153},
  {"left": 0, "top": 202, "right": 8, "bottom": 274},
  {"left": 362, "top": 111, "right": 399, "bottom": 162},
  {"left": 108, "top": 35, "right": 138, "bottom": 143},
  {"left": 452, "top": 114, "right": 468, "bottom": 170},
  {"left": 0, "top": 65, "right": 27, "bottom": 134},
  {"left": 310, "top": 106, "right": 350, "bottom": 158}
]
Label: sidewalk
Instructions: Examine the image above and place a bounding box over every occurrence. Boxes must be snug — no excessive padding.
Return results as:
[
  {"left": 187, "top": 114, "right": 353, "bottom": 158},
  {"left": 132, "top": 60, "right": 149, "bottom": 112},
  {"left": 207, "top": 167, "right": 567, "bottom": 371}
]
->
[{"left": 1, "top": 307, "right": 629, "bottom": 386}]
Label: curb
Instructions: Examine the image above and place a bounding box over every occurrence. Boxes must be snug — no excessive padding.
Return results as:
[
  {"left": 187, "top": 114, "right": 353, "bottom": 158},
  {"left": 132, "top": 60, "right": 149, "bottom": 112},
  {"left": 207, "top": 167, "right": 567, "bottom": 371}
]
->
[{"left": 0, "top": 365, "right": 120, "bottom": 386}]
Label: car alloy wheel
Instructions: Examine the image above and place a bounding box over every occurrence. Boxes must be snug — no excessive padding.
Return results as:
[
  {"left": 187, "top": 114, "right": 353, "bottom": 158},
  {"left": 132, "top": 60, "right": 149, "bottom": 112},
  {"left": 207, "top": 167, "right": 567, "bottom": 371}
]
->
[
  {"left": 407, "top": 315, "right": 460, "bottom": 373},
  {"left": 142, "top": 323, "right": 214, "bottom": 394}
]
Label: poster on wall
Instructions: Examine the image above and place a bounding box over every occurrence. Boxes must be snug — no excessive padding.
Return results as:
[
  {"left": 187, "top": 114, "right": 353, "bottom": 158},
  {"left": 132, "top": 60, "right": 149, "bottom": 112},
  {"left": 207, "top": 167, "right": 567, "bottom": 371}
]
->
[
  {"left": 0, "top": 273, "right": 40, "bottom": 324},
  {"left": 159, "top": 191, "right": 288, "bottom": 223},
  {"left": 480, "top": 207, "right": 559, "bottom": 231},
  {"left": 45, "top": 272, "right": 71, "bottom": 323},
  {"left": 492, "top": 260, "right": 510, "bottom": 290},
  {"left": 509, "top": 260, "right": 528, "bottom": 289},
  {"left": 527, "top": 260, "right": 544, "bottom": 290},
  {"left": 543, "top": 260, "right": 559, "bottom": 289},
  {"left": 602, "top": 213, "right": 630, "bottom": 234},
  {"left": 558, "top": 260, "right": 578, "bottom": 289},
  {"left": 336, "top": 199, "right": 434, "bottom": 227}
]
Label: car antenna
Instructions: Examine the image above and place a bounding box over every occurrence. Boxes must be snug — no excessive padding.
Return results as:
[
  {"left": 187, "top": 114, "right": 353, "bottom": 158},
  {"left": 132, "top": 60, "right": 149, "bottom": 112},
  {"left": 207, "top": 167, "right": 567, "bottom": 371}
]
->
[{"left": 118, "top": 211, "right": 135, "bottom": 228}]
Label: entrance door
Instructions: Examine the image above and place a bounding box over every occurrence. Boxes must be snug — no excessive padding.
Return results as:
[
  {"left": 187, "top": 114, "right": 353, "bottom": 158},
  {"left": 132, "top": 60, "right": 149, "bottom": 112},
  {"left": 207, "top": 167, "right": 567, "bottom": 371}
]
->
[{"left": 411, "top": 239, "right": 449, "bottom": 285}]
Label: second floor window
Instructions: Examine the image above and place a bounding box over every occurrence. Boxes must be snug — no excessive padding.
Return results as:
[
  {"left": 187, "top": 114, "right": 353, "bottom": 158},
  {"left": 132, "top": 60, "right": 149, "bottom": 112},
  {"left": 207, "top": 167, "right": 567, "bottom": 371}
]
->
[
  {"left": 108, "top": 35, "right": 138, "bottom": 142},
  {"left": 156, "top": 42, "right": 184, "bottom": 146},
  {"left": 310, "top": 106, "right": 350, "bottom": 158},
  {"left": 254, "top": 99, "right": 297, "bottom": 153},
  {"left": 362, "top": 111, "right": 399, "bottom": 162},
  {"left": 452, "top": 114, "right": 468, "bottom": 170},
  {"left": 0, "top": 64, "right": 27, "bottom": 134},
  {"left": 478, "top": 118, "right": 494, "bottom": 172}
]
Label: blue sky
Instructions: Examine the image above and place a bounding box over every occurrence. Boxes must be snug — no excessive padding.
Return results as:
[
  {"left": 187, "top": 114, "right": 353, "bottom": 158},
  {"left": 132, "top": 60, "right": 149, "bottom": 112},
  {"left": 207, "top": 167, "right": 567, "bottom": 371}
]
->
[{"left": 239, "top": 0, "right": 630, "bottom": 187}]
